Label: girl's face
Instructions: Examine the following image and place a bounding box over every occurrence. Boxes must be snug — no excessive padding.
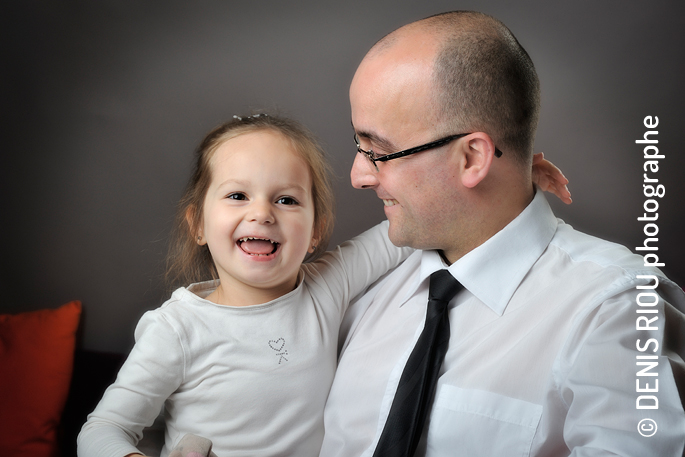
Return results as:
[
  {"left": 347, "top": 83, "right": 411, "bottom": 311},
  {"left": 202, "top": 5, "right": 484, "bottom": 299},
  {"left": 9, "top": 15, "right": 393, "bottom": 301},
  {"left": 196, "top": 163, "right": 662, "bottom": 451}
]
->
[{"left": 199, "top": 130, "right": 317, "bottom": 306}]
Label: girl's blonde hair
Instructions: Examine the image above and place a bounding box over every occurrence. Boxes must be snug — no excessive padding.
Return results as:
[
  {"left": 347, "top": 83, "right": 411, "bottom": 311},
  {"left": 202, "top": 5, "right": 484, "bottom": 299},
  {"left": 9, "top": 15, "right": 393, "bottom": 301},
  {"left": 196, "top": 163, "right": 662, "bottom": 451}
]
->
[{"left": 165, "top": 114, "right": 335, "bottom": 289}]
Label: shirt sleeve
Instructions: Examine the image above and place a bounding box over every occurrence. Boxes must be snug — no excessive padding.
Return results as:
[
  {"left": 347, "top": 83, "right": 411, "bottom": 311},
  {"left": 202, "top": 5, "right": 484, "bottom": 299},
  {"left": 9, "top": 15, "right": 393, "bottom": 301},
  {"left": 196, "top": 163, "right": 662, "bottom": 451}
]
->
[
  {"left": 556, "top": 280, "right": 685, "bottom": 456},
  {"left": 303, "top": 220, "right": 414, "bottom": 317},
  {"left": 77, "top": 310, "right": 185, "bottom": 457}
]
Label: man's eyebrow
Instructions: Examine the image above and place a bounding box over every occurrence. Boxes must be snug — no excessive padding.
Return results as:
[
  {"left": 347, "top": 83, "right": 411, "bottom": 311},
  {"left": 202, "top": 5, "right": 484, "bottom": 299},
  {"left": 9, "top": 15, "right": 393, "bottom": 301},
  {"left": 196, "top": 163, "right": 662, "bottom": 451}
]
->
[{"left": 351, "top": 122, "right": 397, "bottom": 152}]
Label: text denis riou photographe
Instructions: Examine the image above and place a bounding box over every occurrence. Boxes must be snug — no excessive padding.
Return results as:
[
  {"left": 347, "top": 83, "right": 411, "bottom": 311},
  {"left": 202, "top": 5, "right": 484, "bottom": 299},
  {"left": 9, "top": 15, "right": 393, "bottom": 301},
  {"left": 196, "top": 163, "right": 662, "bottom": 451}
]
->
[{"left": 634, "top": 115, "right": 664, "bottom": 438}]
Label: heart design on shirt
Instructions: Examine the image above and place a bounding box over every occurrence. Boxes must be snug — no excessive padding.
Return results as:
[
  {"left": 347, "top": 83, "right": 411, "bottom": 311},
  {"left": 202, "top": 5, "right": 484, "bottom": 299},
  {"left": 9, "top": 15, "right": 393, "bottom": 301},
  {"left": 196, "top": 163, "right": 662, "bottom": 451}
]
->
[{"left": 269, "top": 338, "right": 285, "bottom": 352}]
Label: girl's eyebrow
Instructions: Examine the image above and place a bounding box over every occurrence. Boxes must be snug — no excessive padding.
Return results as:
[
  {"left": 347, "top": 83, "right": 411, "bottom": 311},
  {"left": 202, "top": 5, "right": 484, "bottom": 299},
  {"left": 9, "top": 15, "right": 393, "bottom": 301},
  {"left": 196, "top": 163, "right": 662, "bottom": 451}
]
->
[
  {"left": 275, "top": 183, "right": 309, "bottom": 194},
  {"left": 215, "top": 179, "right": 309, "bottom": 194},
  {"left": 216, "top": 178, "right": 250, "bottom": 188}
]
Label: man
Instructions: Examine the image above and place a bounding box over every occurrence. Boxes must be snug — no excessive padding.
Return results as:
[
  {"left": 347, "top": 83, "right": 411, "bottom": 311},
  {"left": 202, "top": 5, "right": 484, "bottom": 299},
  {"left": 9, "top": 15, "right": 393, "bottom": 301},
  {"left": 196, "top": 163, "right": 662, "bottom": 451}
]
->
[{"left": 321, "top": 11, "right": 685, "bottom": 457}]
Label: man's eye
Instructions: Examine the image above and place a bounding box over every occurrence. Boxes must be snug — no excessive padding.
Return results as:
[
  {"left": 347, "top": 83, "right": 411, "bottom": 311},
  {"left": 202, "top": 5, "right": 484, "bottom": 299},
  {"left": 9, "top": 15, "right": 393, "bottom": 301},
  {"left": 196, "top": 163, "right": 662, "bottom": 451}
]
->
[
  {"left": 227, "top": 193, "right": 247, "bottom": 200},
  {"left": 368, "top": 146, "right": 390, "bottom": 159},
  {"left": 276, "top": 196, "right": 298, "bottom": 205},
  {"left": 365, "top": 147, "right": 386, "bottom": 159}
]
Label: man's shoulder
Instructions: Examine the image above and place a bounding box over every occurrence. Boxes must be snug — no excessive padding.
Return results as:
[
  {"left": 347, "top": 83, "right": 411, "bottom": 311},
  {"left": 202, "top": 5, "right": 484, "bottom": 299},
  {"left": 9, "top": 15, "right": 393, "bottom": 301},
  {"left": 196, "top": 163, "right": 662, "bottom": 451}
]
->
[
  {"left": 549, "top": 219, "right": 658, "bottom": 279},
  {"left": 528, "top": 218, "right": 681, "bottom": 311}
]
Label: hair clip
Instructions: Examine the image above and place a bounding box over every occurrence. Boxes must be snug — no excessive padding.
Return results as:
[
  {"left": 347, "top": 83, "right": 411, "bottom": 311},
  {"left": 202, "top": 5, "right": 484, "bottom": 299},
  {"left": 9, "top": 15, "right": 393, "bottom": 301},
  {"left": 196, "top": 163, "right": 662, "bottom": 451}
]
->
[{"left": 232, "top": 113, "right": 269, "bottom": 122}]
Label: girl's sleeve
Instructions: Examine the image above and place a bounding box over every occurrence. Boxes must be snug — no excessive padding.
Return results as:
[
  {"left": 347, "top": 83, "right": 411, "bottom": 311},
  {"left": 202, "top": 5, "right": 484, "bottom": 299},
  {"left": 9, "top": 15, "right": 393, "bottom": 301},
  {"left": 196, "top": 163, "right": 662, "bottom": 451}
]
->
[
  {"left": 77, "top": 310, "right": 185, "bottom": 457},
  {"left": 304, "top": 220, "right": 414, "bottom": 316}
]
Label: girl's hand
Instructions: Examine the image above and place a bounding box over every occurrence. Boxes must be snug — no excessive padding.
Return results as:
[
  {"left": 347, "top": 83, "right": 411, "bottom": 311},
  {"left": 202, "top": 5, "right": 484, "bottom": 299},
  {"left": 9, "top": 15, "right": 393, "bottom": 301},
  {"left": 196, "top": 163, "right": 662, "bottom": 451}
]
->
[
  {"left": 532, "top": 152, "right": 572, "bottom": 204},
  {"left": 168, "top": 434, "right": 216, "bottom": 457}
]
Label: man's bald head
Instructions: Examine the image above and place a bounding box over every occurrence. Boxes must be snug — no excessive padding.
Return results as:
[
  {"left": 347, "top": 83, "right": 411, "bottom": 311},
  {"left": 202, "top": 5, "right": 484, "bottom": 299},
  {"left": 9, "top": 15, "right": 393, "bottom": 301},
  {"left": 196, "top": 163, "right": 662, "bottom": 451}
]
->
[{"left": 366, "top": 11, "right": 540, "bottom": 166}]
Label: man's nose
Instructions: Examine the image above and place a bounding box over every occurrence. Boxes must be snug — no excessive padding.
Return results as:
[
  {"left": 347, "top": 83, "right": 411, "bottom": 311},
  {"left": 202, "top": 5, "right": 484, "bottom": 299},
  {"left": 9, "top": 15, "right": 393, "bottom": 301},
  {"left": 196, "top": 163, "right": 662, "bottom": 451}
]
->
[{"left": 350, "top": 153, "right": 379, "bottom": 189}]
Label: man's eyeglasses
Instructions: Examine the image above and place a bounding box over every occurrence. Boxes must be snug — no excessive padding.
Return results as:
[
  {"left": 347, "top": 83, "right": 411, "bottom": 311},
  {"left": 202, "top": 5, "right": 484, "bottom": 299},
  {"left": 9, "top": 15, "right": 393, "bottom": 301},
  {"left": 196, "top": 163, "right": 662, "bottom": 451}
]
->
[{"left": 354, "top": 133, "right": 503, "bottom": 171}]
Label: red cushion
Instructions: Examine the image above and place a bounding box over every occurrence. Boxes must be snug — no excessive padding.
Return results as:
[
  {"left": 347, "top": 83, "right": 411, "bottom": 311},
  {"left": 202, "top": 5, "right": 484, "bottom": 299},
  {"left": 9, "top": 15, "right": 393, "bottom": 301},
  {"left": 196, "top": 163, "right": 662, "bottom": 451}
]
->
[{"left": 0, "top": 301, "right": 82, "bottom": 457}]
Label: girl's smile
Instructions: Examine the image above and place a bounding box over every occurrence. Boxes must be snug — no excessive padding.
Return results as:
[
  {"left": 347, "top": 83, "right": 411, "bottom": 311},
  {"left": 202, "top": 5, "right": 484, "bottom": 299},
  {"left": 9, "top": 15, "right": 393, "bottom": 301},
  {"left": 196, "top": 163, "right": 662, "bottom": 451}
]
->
[{"left": 237, "top": 236, "right": 280, "bottom": 257}]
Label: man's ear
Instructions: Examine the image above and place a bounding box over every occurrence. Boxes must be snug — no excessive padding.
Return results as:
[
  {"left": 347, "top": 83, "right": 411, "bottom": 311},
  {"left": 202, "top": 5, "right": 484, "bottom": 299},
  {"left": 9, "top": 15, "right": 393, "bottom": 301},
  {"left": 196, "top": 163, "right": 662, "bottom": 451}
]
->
[
  {"left": 186, "top": 206, "right": 205, "bottom": 245},
  {"left": 459, "top": 132, "right": 497, "bottom": 189}
]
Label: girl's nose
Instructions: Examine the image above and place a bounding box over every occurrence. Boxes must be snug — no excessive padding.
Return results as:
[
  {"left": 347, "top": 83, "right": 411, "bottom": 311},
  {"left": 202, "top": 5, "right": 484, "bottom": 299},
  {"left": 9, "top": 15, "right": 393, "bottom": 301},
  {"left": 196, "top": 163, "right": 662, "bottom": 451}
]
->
[{"left": 248, "top": 200, "right": 275, "bottom": 224}]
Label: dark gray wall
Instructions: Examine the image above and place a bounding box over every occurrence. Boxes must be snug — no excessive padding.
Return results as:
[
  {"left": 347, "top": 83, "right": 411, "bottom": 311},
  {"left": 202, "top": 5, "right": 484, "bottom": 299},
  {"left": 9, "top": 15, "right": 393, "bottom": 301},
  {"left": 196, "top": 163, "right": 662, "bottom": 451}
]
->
[{"left": 2, "top": 1, "right": 683, "bottom": 354}]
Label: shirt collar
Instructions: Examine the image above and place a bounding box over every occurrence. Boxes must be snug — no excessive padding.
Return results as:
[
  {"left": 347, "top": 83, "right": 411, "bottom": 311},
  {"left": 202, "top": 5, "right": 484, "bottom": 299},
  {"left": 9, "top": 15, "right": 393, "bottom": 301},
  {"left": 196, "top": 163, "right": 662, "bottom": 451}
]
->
[{"left": 413, "top": 189, "right": 558, "bottom": 315}]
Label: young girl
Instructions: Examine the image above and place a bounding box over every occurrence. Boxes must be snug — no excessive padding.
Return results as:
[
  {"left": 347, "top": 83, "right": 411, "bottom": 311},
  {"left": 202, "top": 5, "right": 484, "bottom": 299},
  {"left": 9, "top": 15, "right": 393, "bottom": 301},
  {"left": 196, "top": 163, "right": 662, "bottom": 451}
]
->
[{"left": 78, "top": 114, "right": 570, "bottom": 457}]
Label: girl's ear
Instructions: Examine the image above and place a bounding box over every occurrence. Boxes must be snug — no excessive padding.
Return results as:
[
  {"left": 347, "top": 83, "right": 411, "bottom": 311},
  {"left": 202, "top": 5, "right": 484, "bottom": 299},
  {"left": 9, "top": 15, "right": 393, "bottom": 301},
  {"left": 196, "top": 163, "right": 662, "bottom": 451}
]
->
[
  {"left": 307, "top": 239, "right": 319, "bottom": 254},
  {"left": 308, "top": 223, "right": 321, "bottom": 254},
  {"left": 186, "top": 206, "right": 205, "bottom": 245},
  {"left": 459, "top": 132, "right": 497, "bottom": 189}
]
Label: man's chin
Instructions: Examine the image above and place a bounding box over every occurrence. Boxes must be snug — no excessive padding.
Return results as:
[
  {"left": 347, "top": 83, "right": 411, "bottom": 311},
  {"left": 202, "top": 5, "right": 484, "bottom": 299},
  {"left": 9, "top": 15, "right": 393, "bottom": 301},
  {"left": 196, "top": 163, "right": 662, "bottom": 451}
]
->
[
  {"left": 388, "top": 222, "right": 444, "bottom": 252},
  {"left": 387, "top": 224, "right": 415, "bottom": 249}
]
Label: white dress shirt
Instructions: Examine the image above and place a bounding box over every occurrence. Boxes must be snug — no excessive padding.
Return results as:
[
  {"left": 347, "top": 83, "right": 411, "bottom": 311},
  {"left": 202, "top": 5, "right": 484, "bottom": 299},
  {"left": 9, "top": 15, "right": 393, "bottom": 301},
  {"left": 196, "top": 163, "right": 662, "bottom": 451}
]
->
[{"left": 320, "top": 191, "right": 685, "bottom": 457}]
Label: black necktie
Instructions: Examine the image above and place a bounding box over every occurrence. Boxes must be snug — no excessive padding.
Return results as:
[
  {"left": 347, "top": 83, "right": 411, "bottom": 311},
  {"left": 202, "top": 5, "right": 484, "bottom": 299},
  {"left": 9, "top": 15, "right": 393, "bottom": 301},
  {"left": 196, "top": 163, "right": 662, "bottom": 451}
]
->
[{"left": 373, "top": 269, "right": 463, "bottom": 457}]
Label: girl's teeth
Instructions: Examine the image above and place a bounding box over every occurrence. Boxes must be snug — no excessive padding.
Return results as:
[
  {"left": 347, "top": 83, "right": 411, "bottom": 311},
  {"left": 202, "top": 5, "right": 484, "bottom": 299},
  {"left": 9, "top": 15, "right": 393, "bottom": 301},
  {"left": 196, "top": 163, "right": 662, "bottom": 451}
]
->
[{"left": 239, "top": 237, "right": 276, "bottom": 243}]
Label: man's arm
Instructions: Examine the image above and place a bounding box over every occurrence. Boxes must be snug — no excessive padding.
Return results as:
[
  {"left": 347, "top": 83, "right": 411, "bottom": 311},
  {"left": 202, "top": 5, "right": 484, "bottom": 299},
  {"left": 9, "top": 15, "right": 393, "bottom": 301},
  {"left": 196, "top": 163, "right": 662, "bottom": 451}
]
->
[{"left": 557, "top": 282, "right": 685, "bottom": 456}]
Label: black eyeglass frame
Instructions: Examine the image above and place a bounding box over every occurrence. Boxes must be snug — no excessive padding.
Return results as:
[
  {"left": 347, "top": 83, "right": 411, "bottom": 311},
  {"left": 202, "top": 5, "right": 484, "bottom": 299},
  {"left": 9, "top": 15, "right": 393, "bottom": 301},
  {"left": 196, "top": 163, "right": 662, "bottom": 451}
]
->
[{"left": 354, "top": 132, "right": 503, "bottom": 171}]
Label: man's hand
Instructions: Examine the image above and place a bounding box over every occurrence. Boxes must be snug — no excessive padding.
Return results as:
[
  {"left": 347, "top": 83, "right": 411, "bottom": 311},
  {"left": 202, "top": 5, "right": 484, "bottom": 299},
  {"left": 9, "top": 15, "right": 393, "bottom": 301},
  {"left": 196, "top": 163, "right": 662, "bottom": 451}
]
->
[{"left": 532, "top": 152, "right": 572, "bottom": 204}]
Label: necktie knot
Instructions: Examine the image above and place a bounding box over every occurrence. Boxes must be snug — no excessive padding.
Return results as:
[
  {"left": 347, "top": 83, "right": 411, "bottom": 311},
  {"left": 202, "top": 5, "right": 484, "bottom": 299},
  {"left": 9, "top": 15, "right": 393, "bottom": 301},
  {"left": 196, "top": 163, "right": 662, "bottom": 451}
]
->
[{"left": 428, "top": 269, "right": 463, "bottom": 304}]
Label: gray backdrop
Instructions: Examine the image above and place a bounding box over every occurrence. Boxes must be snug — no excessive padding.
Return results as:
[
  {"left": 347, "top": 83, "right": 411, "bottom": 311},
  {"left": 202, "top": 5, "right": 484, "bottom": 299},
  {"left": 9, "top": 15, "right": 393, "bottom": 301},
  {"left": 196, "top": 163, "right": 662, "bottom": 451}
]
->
[{"left": 2, "top": 1, "right": 684, "bottom": 354}]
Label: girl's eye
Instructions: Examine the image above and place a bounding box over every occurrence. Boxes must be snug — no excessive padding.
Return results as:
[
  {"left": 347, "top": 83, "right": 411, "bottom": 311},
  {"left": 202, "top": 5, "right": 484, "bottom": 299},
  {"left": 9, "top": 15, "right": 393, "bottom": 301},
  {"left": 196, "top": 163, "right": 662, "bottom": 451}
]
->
[
  {"left": 227, "top": 192, "right": 247, "bottom": 200},
  {"left": 276, "top": 196, "right": 298, "bottom": 205}
]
